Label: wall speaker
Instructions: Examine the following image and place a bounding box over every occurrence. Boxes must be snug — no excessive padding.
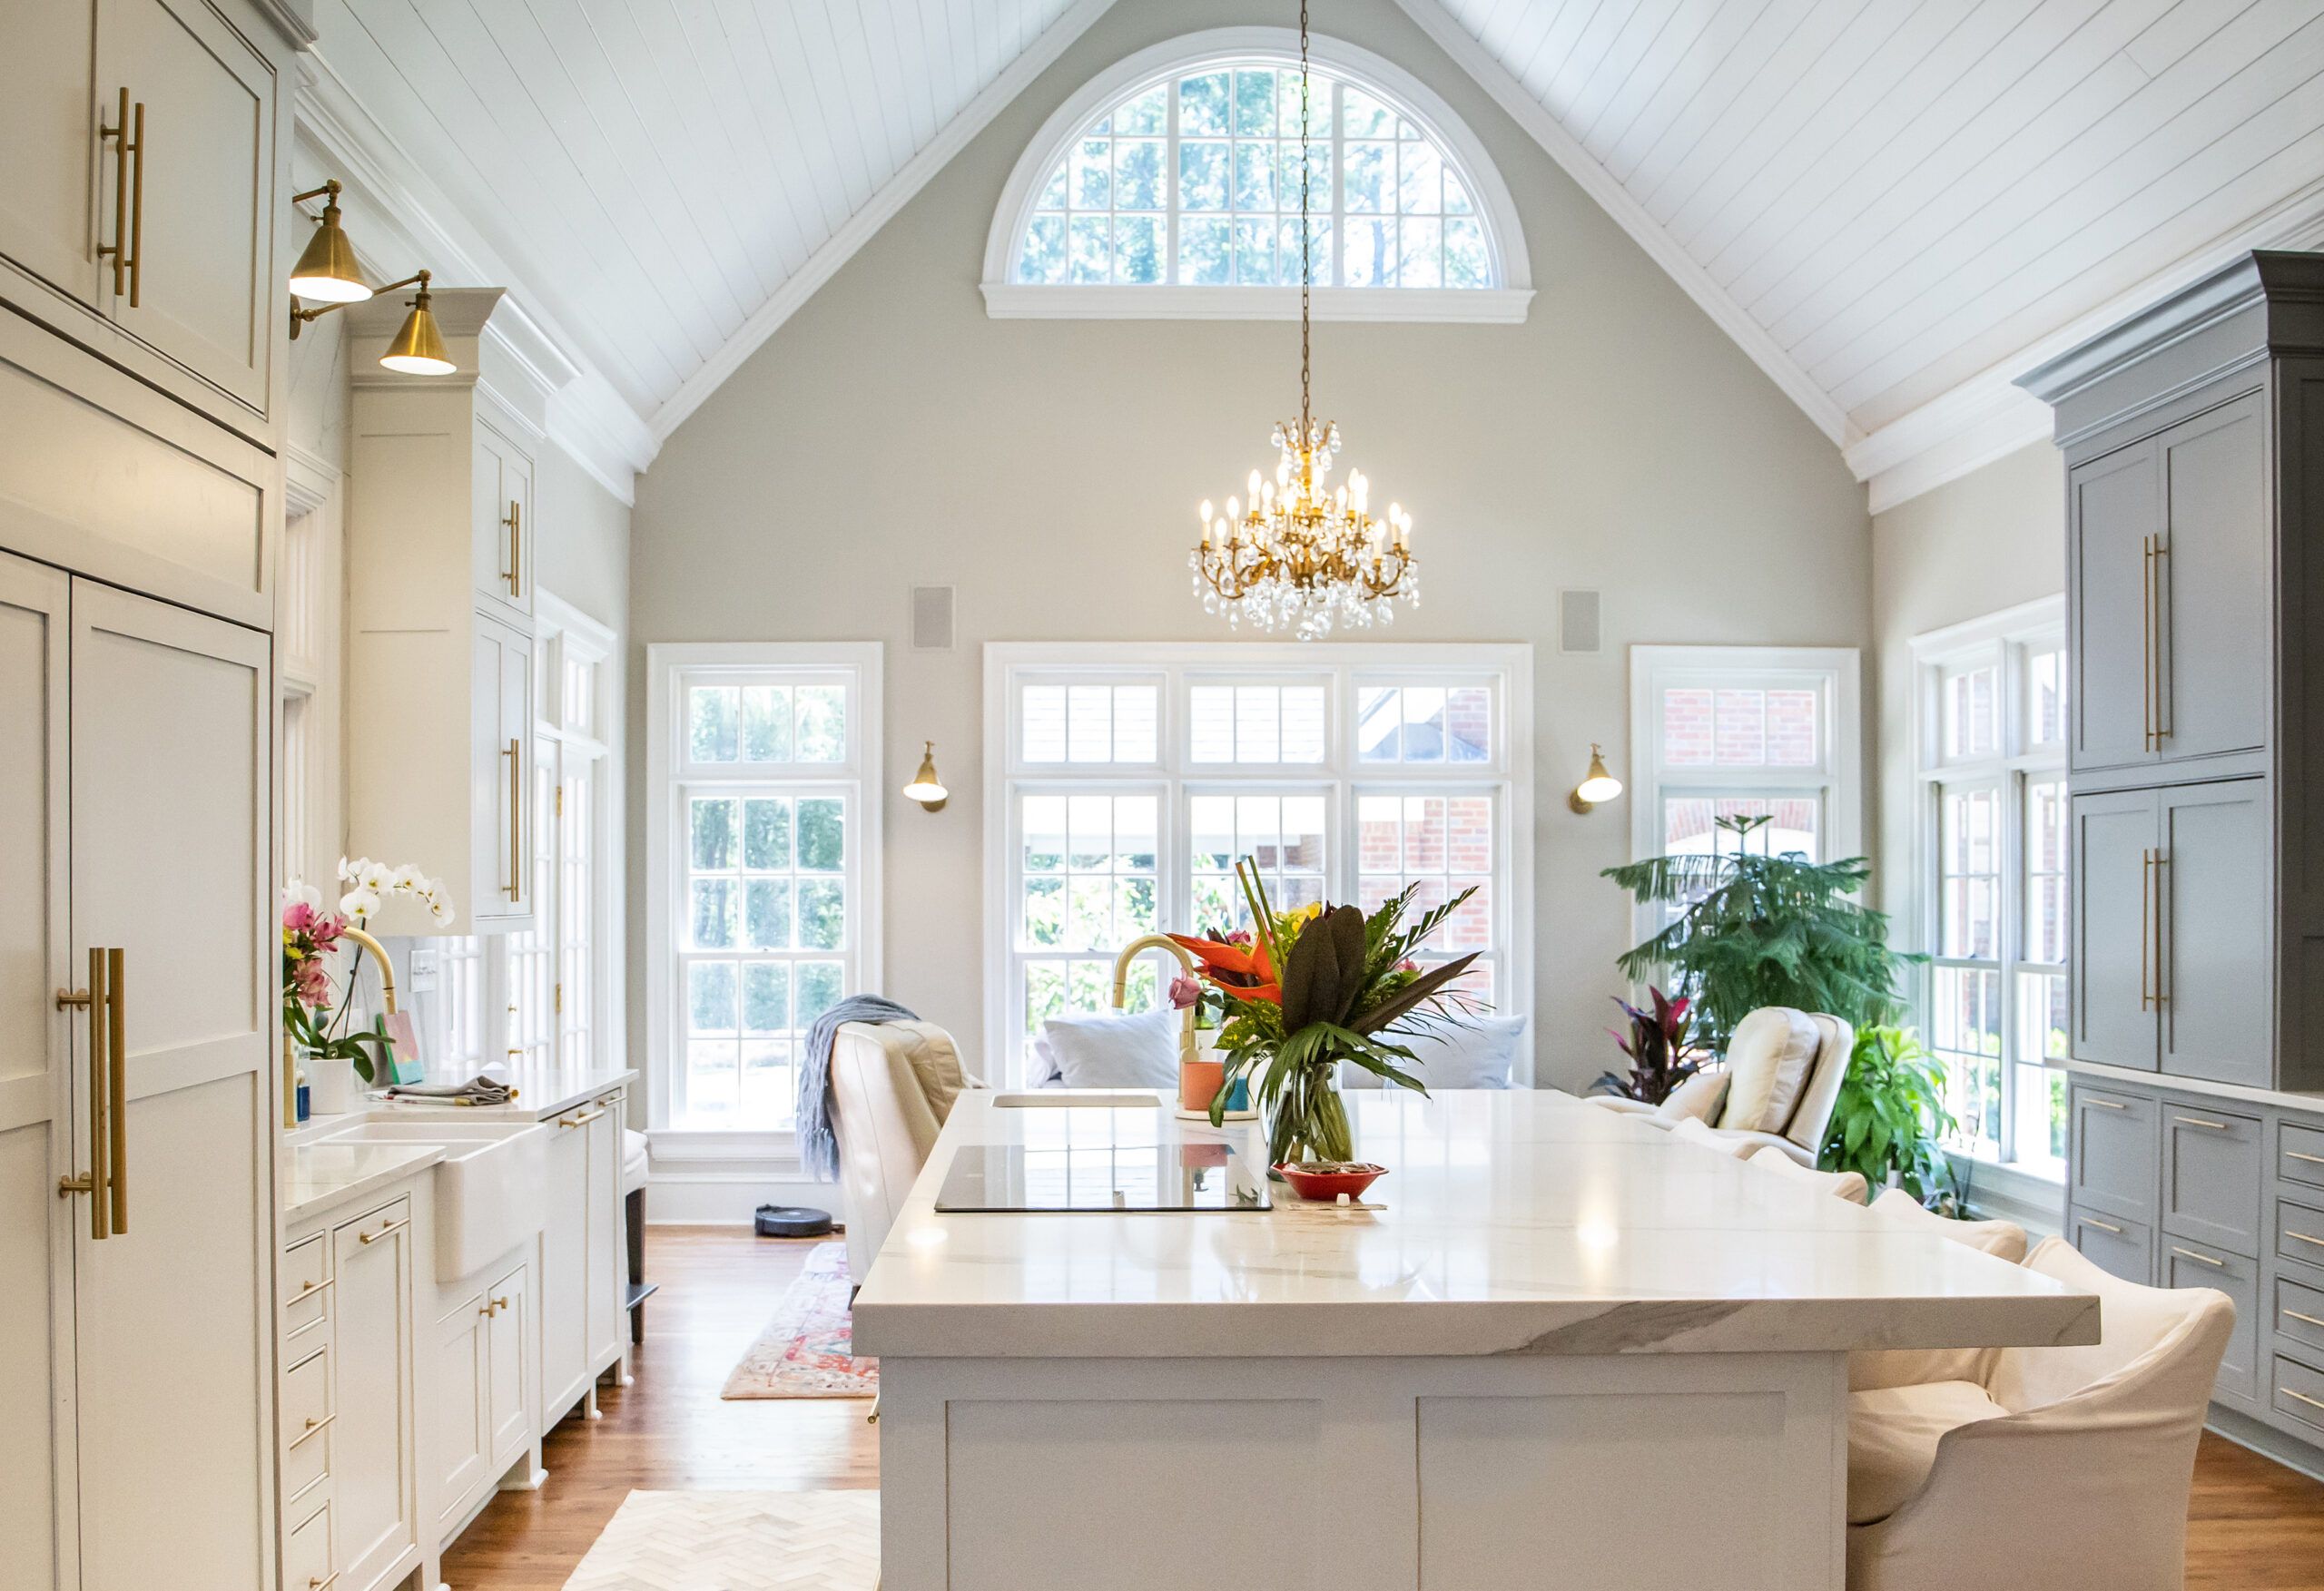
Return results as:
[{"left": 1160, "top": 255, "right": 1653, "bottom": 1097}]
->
[
  {"left": 1559, "top": 588, "right": 1601, "bottom": 654},
  {"left": 911, "top": 584, "right": 955, "bottom": 651}
]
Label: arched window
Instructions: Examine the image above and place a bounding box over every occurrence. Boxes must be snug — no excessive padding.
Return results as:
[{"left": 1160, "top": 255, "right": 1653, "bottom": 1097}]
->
[{"left": 983, "top": 30, "right": 1531, "bottom": 321}]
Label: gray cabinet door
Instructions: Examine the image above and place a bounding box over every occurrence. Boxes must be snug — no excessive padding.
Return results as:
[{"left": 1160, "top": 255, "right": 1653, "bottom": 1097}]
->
[
  {"left": 2069, "top": 439, "right": 2162, "bottom": 772},
  {"left": 2160, "top": 1103, "right": 2263, "bottom": 1254},
  {"left": 2071, "top": 1084, "right": 2159, "bottom": 1222},
  {"left": 2162, "top": 1238, "right": 2258, "bottom": 1405},
  {"left": 2161, "top": 779, "right": 2271, "bottom": 1086},
  {"left": 2158, "top": 393, "right": 2270, "bottom": 763},
  {"left": 2072, "top": 789, "right": 2158, "bottom": 1071}
]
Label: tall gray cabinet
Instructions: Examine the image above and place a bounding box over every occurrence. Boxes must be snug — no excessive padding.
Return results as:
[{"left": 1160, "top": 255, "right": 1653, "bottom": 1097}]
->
[{"left": 2018, "top": 250, "right": 2324, "bottom": 1464}]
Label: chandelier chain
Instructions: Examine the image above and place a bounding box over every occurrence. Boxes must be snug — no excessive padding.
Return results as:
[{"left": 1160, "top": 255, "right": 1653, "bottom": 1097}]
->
[{"left": 1298, "top": 0, "right": 1312, "bottom": 435}]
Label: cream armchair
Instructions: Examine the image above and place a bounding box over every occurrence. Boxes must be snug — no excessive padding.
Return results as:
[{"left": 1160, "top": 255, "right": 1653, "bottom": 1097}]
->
[
  {"left": 1846, "top": 1237, "right": 2235, "bottom": 1590},
  {"left": 1591, "top": 1007, "right": 1853, "bottom": 1168},
  {"left": 829, "top": 1020, "right": 979, "bottom": 1285}
]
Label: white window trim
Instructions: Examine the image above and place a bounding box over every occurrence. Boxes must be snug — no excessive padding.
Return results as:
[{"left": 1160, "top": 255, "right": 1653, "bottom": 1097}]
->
[
  {"left": 1625, "top": 644, "right": 1865, "bottom": 950},
  {"left": 645, "top": 643, "right": 884, "bottom": 1160},
  {"left": 533, "top": 592, "right": 616, "bottom": 1081},
  {"left": 281, "top": 447, "right": 343, "bottom": 897},
  {"left": 1908, "top": 596, "right": 2069, "bottom": 1192},
  {"left": 983, "top": 641, "right": 1534, "bottom": 1087},
  {"left": 981, "top": 26, "right": 1534, "bottom": 324}
]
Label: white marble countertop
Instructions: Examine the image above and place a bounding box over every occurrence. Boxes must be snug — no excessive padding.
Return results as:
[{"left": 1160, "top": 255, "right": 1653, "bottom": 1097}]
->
[
  {"left": 2064, "top": 1057, "right": 2324, "bottom": 1116},
  {"left": 286, "top": 1062, "right": 637, "bottom": 1144},
  {"left": 851, "top": 1089, "right": 2101, "bottom": 1360},
  {"left": 284, "top": 1139, "right": 443, "bottom": 1228}
]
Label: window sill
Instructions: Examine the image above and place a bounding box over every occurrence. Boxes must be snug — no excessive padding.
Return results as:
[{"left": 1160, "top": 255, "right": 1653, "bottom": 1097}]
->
[
  {"left": 1944, "top": 1150, "right": 2065, "bottom": 1236},
  {"left": 980, "top": 282, "right": 1535, "bottom": 324},
  {"left": 646, "top": 1127, "right": 801, "bottom": 1167}
]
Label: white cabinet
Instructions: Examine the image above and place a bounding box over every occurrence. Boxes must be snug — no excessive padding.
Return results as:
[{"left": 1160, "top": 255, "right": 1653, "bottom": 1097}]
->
[
  {"left": 330, "top": 1200, "right": 419, "bottom": 1591},
  {"left": 0, "top": 0, "right": 288, "bottom": 437},
  {"left": 431, "top": 1259, "right": 531, "bottom": 1544},
  {"left": 0, "top": 553, "right": 276, "bottom": 1591},
  {"left": 345, "top": 306, "right": 541, "bottom": 933},
  {"left": 538, "top": 1089, "right": 626, "bottom": 1421}
]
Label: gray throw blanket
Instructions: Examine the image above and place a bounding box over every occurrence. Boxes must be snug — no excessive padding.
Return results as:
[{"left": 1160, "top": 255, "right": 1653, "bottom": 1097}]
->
[{"left": 797, "top": 994, "right": 918, "bottom": 1181}]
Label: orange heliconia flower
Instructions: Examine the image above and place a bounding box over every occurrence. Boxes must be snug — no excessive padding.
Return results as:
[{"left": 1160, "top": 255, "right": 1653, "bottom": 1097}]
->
[{"left": 1167, "top": 932, "right": 1282, "bottom": 1005}]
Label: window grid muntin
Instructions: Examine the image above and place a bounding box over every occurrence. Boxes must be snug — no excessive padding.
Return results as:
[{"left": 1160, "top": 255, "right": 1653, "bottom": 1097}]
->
[
  {"left": 1016, "top": 64, "right": 1494, "bottom": 290},
  {"left": 1913, "top": 618, "right": 2069, "bottom": 1179}
]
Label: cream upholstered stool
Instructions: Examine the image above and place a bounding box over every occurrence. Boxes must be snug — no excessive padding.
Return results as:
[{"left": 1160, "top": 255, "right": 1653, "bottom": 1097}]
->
[
  {"left": 1845, "top": 1237, "right": 2232, "bottom": 1590},
  {"left": 1747, "top": 1144, "right": 1868, "bottom": 1203},
  {"left": 829, "top": 1020, "right": 978, "bottom": 1284},
  {"left": 1590, "top": 1008, "right": 1854, "bottom": 1166},
  {"left": 621, "top": 1128, "right": 653, "bottom": 1345},
  {"left": 1669, "top": 1115, "right": 1758, "bottom": 1158},
  {"left": 1850, "top": 1189, "right": 2028, "bottom": 1394}
]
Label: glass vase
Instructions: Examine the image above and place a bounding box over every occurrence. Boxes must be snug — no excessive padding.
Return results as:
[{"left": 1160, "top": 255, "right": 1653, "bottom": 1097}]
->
[{"left": 1265, "top": 1061, "right": 1352, "bottom": 1168}]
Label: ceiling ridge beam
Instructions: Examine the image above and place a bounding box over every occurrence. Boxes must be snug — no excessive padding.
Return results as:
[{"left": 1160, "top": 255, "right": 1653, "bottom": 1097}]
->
[
  {"left": 1387, "top": 0, "right": 1861, "bottom": 452},
  {"left": 647, "top": 0, "right": 1124, "bottom": 447}
]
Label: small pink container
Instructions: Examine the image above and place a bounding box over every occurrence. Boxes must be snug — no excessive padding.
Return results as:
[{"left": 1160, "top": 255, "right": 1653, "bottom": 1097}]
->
[{"left": 1178, "top": 1056, "right": 1226, "bottom": 1115}]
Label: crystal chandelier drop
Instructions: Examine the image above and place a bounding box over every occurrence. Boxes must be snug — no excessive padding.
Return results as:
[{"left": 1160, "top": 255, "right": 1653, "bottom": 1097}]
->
[{"left": 1190, "top": 0, "right": 1418, "bottom": 640}]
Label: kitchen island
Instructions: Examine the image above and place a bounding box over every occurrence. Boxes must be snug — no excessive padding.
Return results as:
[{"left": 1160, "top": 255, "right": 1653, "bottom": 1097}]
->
[{"left": 852, "top": 1088, "right": 2098, "bottom": 1591}]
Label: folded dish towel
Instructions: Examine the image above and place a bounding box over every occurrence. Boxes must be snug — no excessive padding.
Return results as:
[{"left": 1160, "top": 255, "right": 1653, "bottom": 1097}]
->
[{"left": 382, "top": 1076, "right": 517, "bottom": 1107}]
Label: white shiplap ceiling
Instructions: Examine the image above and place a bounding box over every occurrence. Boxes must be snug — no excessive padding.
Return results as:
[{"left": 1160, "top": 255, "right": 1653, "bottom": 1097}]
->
[
  {"left": 306, "top": 0, "right": 2324, "bottom": 503},
  {"left": 1403, "top": 0, "right": 2324, "bottom": 502},
  {"left": 308, "top": 0, "right": 1113, "bottom": 455}
]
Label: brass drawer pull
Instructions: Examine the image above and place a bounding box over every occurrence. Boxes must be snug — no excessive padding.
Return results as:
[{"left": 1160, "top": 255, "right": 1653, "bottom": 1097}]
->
[
  {"left": 502, "top": 500, "right": 521, "bottom": 594},
  {"left": 2284, "top": 1309, "right": 2324, "bottom": 1331},
  {"left": 288, "top": 1412, "right": 334, "bottom": 1449},
  {"left": 2288, "top": 1150, "right": 2324, "bottom": 1167},
  {"left": 2085, "top": 1097, "right": 2127, "bottom": 1112},
  {"left": 2173, "top": 1115, "right": 2230, "bottom": 1132},
  {"left": 357, "top": 1217, "right": 409, "bottom": 1245},
  {"left": 290, "top": 1276, "right": 334, "bottom": 1300},
  {"left": 2171, "top": 1245, "right": 2226, "bottom": 1268},
  {"left": 2290, "top": 1230, "right": 2324, "bottom": 1251},
  {"left": 2285, "top": 1388, "right": 2324, "bottom": 1415},
  {"left": 561, "top": 1107, "right": 606, "bottom": 1129},
  {"left": 310, "top": 1575, "right": 340, "bottom": 1590},
  {"left": 98, "top": 88, "right": 144, "bottom": 305},
  {"left": 504, "top": 738, "right": 523, "bottom": 900},
  {"left": 2083, "top": 1216, "right": 2124, "bottom": 1235}
]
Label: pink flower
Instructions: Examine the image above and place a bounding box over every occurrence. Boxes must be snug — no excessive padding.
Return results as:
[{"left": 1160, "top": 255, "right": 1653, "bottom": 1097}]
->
[
  {"left": 293, "top": 958, "right": 332, "bottom": 1009},
  {"left": 1224, "top": 928, "right": 1254, "bottom": 947},
  {"left": 1168, "top": 975, "right": 1202, "bottom": 1010},
  {"left": 282, "top": 900, "right": 315, "bottom": 934},
  {"left": 1396, "top": 958, "right": 1420, "bottom": 974},
  {"left": 310, "top": 914, "right": 346, "bottom": 948}
]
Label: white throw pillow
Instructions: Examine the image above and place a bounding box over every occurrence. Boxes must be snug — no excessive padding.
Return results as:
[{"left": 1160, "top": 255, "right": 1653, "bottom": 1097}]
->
[
  {"left": 1039, "top": 1005, "right": 1181, "bottom": 1090},
  {"left": 1717, "top": 1007, "right": 1820, "bottom": 1134},
  {"left": 1342, "top": 1015, "right": 1527, "bottom": 1090}
]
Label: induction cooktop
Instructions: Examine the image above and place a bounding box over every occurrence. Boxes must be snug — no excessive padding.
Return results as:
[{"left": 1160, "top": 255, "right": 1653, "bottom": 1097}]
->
[{"left": 933, "top": 1141, "right": 1271, "bottom": 1213}]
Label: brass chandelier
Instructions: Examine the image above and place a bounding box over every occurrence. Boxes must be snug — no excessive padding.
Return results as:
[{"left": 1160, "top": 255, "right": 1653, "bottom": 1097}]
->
[{"left": 1192, "top": 0, "right": 1418, "bottom": 639}]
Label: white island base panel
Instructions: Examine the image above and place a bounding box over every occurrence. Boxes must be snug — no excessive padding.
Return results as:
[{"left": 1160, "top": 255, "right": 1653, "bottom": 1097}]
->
[{"left": 878, "top": 1350, "right": 1846, "bottom": 1590}]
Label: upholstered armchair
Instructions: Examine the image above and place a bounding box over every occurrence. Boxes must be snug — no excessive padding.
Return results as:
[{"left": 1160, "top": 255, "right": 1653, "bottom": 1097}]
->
[
  {"left": 829, "top": 1020, "right": 979, "bottom": 1284},
  {"left": 1590, "top": 1007, "right": 1854, "bottom": 1168},
  {"left": 1747, "top": 1144, "right": 1868, "bottom": 1203},
  {"left": 1845, "top": 1237, "right": 2234, "bottom": 1590}
]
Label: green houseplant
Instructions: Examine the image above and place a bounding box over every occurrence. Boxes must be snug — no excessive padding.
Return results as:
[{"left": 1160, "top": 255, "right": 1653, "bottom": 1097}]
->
[
  {"left": 1821, "top": 1026, "right": 1957, "bottom": 1204},
  {"left": 1602, "top": 814, "right": 1920, "bottom": 1053}
]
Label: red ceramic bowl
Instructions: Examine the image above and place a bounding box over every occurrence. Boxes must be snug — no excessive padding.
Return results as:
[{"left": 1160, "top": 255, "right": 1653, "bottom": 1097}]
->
[{"left": 1275, "top": 1161, "right": 1387, "bottom": 1202}]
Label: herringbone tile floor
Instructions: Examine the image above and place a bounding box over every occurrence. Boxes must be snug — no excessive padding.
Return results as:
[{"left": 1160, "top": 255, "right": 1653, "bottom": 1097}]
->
[{"left": 563, "top": 1491, "right": 879, "bottom": 1590}]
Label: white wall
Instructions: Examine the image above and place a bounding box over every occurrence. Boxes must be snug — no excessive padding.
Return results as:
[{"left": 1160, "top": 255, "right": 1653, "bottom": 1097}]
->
[
  {"left": 1868, "top": 441, "right": 2065, "bottom": 932},
  {"left": 626, "top": 0, "right": 1873, "bottom": 1098}
]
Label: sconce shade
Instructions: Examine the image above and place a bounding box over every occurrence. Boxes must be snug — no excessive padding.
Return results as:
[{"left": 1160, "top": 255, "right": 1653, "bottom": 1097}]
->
[
  {"left": 379, "top": 291, "right": 455, "bottom": 377},
  {"left": 1570, "top": 743, "right": 1623, "bottom": 813},
  {"left": 287, "top": 202, "right": 371, "bottom": 304},
  {"left": 903, "top": 741, "right": 948, "bottom": 805}
]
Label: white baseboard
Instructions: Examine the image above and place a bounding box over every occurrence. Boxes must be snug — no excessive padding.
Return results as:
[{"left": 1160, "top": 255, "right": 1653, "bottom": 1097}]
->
[{"left": 643, "top": 1171, "right": 838, "bottom": 1224}]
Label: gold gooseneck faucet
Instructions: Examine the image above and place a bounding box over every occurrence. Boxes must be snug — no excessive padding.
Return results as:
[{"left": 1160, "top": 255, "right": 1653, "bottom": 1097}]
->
[{"left": 284, "top": 925, "right": 400, "bottom": 1130}]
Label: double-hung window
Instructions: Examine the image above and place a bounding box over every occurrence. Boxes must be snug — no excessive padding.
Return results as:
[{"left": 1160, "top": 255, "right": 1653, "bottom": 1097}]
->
[
  {"left": 1627, "top": 646, "right": 1863, "bottom": 937},
  {"left": 988, "top": 644, "right": 1531, "bottom": 1085},
  {"left": 648, "top": 644, "right": 882, "bottom": 1134},
  {"left": 1911, "top": 600, "right": 2069, "bottom": 1179}
]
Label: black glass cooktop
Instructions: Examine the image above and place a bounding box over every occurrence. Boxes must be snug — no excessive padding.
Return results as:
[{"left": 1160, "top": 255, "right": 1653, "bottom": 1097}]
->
[{"left": 934, "top": 1141, "right": 1271, "bottom": 1213}]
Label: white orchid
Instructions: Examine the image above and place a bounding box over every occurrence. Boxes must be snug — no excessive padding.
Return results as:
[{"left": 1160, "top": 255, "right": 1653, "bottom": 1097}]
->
[
  {"left": 340, "top": 888, "right": 382, "bottom": 920},
  {"left": 428, "top": 896, "right": 457, "bottom": 928},
  {"left": 281, "top": 879, "right": 323, "bottom": 916}
]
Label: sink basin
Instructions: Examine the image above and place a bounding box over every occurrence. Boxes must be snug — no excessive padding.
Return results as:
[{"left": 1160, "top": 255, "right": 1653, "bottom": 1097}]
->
[{"left": 328, "top": 1121, "right": 552, "bottom": 1282}]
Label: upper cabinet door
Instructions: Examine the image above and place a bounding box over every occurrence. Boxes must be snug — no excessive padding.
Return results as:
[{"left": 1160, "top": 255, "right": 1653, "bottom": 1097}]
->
[
  {"left": 0, "top": 0, "right": 102, "bottom": 308},
  {"left": 94, "top": 0, "right": 276, "bottom": 417},
  {"left": 470, "top": 421, "right": 535, "bottom": 625},
  {"left": 2069, "top": 437, "right": 2162, "bottom": 773},
  {"left": 2160, "top": 779, "right": 2272, "bottom": 1088},
  {"left": 2157, "top": 393, "right": 2270, "bottom": 766},
  {"left": 2072, "top": 787, "right": 2159, "bottom": 1072}
]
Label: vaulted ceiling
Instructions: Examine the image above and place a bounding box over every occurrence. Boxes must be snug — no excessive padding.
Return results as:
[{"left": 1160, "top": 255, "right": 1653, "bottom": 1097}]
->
[{"left": 302, "top": 0, "right": 2324, "bottom": 505}]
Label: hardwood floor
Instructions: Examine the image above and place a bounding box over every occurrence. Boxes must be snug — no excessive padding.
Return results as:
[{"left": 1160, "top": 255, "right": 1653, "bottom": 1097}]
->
[{"left": 444, "top": 1226, "right": 2324, "bottom": 1589}]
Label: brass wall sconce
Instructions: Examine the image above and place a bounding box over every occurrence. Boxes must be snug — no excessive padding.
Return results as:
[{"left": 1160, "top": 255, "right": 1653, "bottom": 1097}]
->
[
  {"left": 902, "top": 742, "right": 949, "bottom": 810},
  {"left": 287, "top": 181, "right": 456, "bottom": 376},
  {"left": 1568, "top": 742, "right": 1624, "bottom": 814}
]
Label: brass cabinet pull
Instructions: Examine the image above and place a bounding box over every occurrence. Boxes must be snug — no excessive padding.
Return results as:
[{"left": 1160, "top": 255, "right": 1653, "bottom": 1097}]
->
[
  {"left": 504, "top": 738, "right": 522, "bottom": 900},
  {"left": 98, "top": 89, "right": 144, "bottom": 305},
  {"left": 2142, "top": 534, "right": 2155, "bottom": 749},
  {"left": 357, "top": 1217, "right": 409, "bottom": 1245},
  {"left": 2285, "top": 1388, "right": 2324, "bottom": 1414},
  {"left": 2152, "top": 850, "right": 2170, "bottom": 1007},
  {"left": 2084, "top": 1096, "right": 2127, "bottom": 1111},
  {"left": 2285, "top": 1309, "right": 2324, "bottom": 1331},
  {"left": 2289, "top": 1150, "right": 2324, "bottom": 1166},
  {"left": 288, "top": 1412, "right": 334, "bottom": 1449},
  {"left": 310, "top": 1575, "right": 340, "bottom": 1590},
  {"left": 2170, "top": 1245, "right": 2226, "bottom": 1268},
  {"left": 560, "top": 1107, "right": 606, "bottom": 1129},
  {"left": 53, "top": 949, "right": 108, "bottom": 1238},
  {"left": 2140, "top": 848, "right": 2155, "bottom": 1012},
  {"left": 2151, "top": 538, "right": 2171, "bottom": 744},
  {"left": 501, "top": 500, "right": 521, "bottom": 594},
  {"left": 291, "top": 1276, "right": 333, "bottom": 1300},
  {"left": 2083, "top": 1215, "right": 2124, "bottom": 1235},
  {"left": 2173, "top": 1115, "right": 2230, "bottom": 1132},
  {"left": 105, "top": 948, "right": 125, "bottom": 1235},
  {"left": 2290, "top": 1230, "right": 2324, "bottom": 1251}
]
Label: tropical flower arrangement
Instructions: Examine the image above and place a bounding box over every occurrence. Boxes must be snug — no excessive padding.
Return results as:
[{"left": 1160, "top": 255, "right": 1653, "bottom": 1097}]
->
[
  {"left": 1591, "top": 985, "right": 1703, "bottom": 1105},
  {"left": 281, "top": 858, "right": 453, "bottom": 1083},
  {"left": 1170, "top": 859, "right": 1481, "bottom": 1167}
]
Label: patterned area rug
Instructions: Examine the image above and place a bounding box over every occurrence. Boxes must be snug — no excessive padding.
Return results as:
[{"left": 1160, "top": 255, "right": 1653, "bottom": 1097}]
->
[
  {"left": 563, "top": 1490, "right": 879, "bottom": 1589},
  {"left": 721, "top": 1242, "right": 878, "bottom": 1399}
]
